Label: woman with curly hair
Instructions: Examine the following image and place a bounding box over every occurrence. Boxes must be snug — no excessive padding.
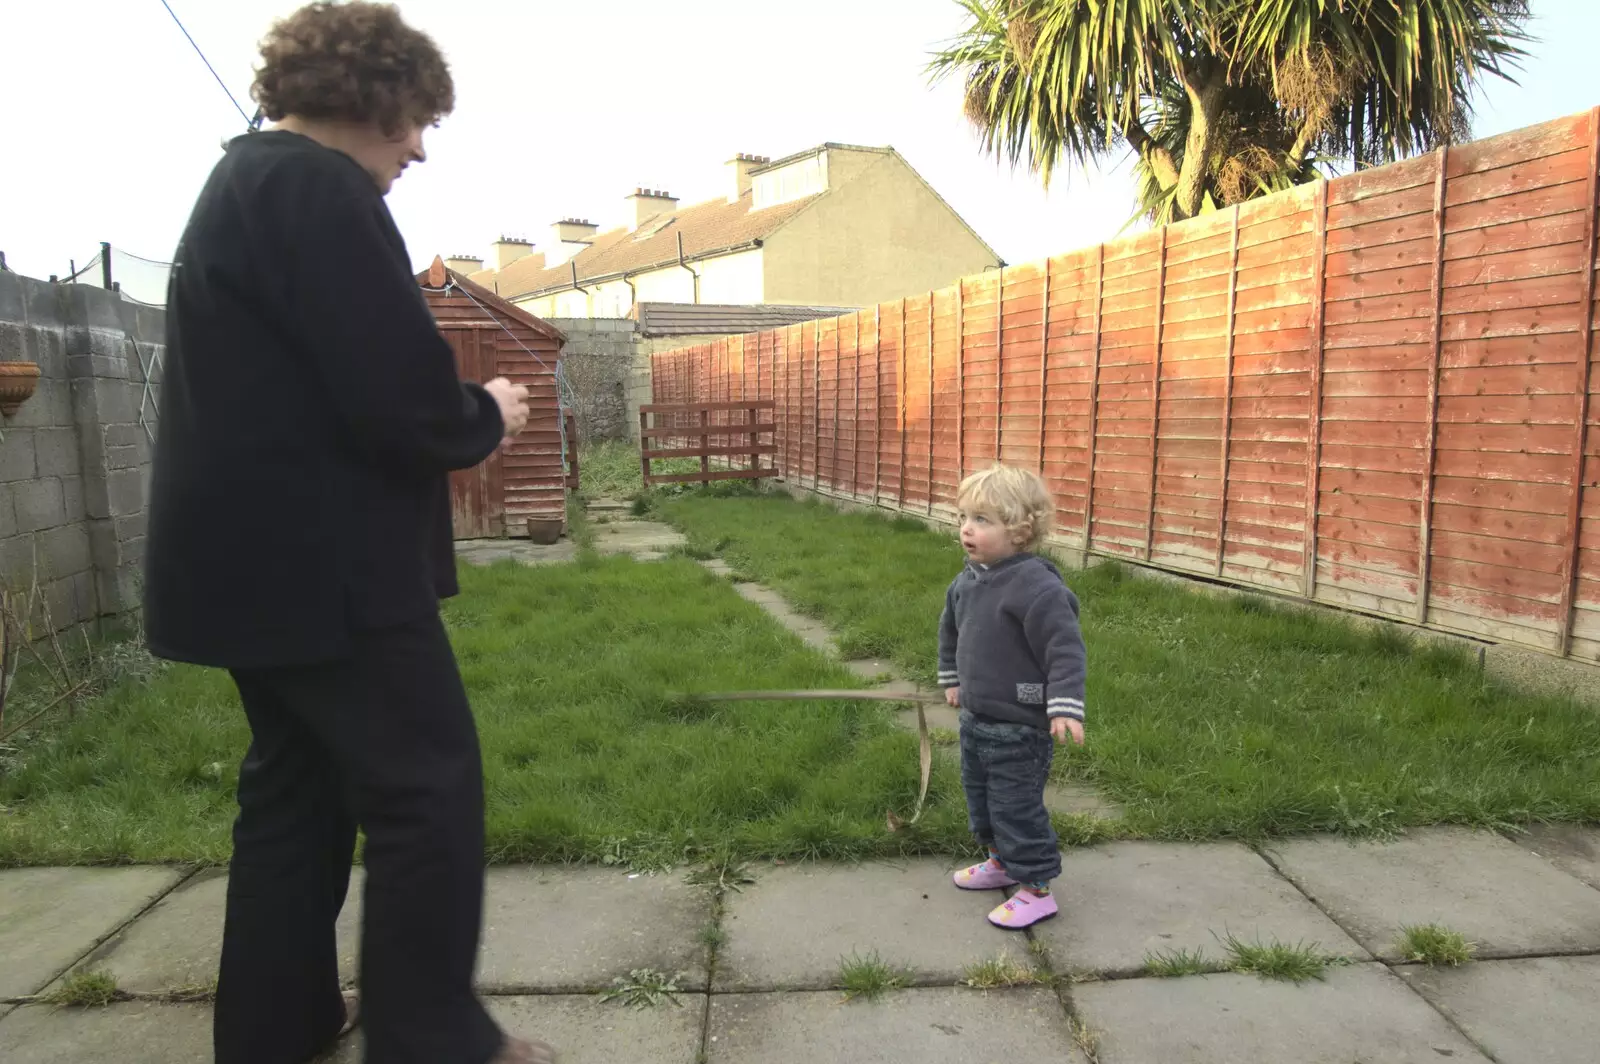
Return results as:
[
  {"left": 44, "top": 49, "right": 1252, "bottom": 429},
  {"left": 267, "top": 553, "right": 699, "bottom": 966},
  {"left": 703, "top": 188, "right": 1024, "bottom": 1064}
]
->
[{"left": 145, "top": 4, "right": 550, "bottom": 1062}]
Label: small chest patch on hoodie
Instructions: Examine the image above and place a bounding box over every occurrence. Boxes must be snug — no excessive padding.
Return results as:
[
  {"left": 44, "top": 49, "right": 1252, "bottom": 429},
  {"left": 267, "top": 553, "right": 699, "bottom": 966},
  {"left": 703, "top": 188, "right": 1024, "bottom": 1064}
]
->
[{"left": 1016, "top": 683, "right": 1045, "bottom": 705}]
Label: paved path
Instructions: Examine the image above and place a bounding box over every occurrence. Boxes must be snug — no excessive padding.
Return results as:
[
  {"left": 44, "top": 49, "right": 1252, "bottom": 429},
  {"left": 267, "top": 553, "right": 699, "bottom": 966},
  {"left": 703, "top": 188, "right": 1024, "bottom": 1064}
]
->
[{"left": 3, "top": 826, "right": 1599, "bottom": 1062}]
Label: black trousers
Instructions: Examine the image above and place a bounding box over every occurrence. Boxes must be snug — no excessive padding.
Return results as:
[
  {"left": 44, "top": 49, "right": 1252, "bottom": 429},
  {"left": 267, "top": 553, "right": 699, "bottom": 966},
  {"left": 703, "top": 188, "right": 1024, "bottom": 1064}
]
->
[{"left": 216, "top": 613, "right": 502, "bottom": 1064}]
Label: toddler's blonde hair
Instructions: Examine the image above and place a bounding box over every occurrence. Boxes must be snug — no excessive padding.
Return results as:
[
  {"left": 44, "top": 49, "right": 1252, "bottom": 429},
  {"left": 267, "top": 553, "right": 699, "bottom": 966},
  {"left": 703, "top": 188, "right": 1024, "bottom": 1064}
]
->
[{"left": 956, "top": 465, "right": 1055, "bottom": 551}]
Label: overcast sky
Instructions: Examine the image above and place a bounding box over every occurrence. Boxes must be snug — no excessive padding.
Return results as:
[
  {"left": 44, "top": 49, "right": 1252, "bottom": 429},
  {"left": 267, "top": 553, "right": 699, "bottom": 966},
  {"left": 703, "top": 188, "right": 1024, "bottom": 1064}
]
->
[{"left": 1, "top": 0, "right": 1592, "bottom": 286}]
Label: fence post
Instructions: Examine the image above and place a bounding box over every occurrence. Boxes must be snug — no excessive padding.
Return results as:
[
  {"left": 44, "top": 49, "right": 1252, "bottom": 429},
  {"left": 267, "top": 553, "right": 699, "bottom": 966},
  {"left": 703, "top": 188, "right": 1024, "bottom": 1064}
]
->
[
  {"left": 812, "top": 320, "right": 821, "bottom": 492},
  {"left": 873, "top": 305, "right": 883, "bottom": 504},
  {"left": 852, "top": 313, "right": 862, "bottom": 497},
  {"left": 1083, "top": 245, "right": 1105, "bottom": 549},
  {"left": 1144, "top": 233, "right": 1169, "bottom": 561},
  {"left": 639, "top": 409, "right": 651, "bottom": 486},
  {"left": 1416, "top": 147, "right": 1450, "bottom": 624},
  {"left": 1303, "top": 179, "right": 1330, "bottom": 599},
  {"left": 1215, "top": 206, "right": 1241, "bottom": 577},
  {"left": 1558, "top": 105, "right": 1600, "bottom": 656},
  {"left": 955, "top": 280, "right": 965, "bottom": 484},
  {"left": 838, "top": 315, "right": 851, "bottom": 489},
  {"left": 100, "top": 242, "right": 112, "bottom": 290},
  {"left": 899, "top": 300, "right": 909, "bottom": 508},
  {"left": 995, "top": 266, "right": 1005, "bottom": 463},
  {"left": 1037, "top": 258, "right": 1051, "bottom": 475},
  {"left": 926, "top": 290, "right": 936, "bottom": 516}
]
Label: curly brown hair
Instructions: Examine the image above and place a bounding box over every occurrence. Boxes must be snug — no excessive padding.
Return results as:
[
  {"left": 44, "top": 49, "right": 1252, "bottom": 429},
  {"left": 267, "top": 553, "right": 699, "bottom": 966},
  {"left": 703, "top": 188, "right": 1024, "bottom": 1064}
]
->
[{"left": 252, "top": 2, "right": 454, "bottom": 133}]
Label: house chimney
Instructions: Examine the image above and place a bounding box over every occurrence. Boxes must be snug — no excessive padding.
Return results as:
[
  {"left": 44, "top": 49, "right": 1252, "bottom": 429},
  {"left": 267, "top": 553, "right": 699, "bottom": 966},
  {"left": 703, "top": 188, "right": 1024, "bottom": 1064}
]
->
[
  {"left": 444, "top": 254, "right": 484, "bottom": 275},
  {"left": 726, "top": 154, "right": 769, "bottom": 204},
  {"left": 627, "top": 188, "right": 678, "bottom": 231},
  {"left": 491, "top": 236, "right": 535, "bottom": 271},
  {"left": 546, "top": 218, "right": 598, "bottom": 269}
]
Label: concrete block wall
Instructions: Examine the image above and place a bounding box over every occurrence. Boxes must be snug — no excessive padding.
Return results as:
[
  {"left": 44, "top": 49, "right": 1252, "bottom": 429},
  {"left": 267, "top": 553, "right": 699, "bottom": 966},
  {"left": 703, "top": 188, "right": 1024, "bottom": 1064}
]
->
[
  {"left": 0, "top": 270, "right": 161, "bottom": 629},
  {"left": 548, "top": 318, "right": 640, "bottom": 442}
]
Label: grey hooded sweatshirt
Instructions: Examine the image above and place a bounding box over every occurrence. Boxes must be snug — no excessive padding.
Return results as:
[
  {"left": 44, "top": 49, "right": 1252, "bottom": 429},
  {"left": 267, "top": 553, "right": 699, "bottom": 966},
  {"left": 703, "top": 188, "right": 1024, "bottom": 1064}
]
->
[{"left": 937, "top": 552, "right": 1087, "bottom": 730}]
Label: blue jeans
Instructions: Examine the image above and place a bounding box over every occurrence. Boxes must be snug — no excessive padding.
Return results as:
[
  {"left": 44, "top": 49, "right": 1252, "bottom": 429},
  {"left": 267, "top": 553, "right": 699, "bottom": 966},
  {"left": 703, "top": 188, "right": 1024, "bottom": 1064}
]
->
[{"left": 959, "top": 710, "right": 1061, "bottom": 884}]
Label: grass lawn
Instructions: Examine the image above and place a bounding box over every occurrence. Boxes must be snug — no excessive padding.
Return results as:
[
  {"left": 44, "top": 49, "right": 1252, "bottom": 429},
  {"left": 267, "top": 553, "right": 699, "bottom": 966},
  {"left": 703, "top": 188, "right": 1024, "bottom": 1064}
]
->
[
  {"left": 0, "top": 553, "right": 970, "bottom": 867},
  {"left": 655, "top": 490, "right": 1600, "bottom": 840}
]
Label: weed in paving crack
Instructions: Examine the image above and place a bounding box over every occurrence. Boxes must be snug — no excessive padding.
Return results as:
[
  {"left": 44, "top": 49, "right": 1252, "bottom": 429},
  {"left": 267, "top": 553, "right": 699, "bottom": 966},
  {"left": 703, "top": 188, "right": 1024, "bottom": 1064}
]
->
[
  {"left": 1142, "top": 947, "right": 1212, "bottom": 978},
  {"left": 838, "top": 951, "right": 910, "bottom": 1002},
  {"left": 697, "top": 924, "right": 727, "bottom": 951},
  {"left": 1221, "top": 934, "right": 1340, "bottom": 983},
  {"left": 1398, "top": 924, "right": 1476, "bottom": 967},
  {"left": 963, "top": 955, "right": 1043, "bottom": 988},
  {"left": 1070, "top": 1018, "right": 1102, "bottom": 1063},
  {"left": 42, "top": 969, "right": 121, "bottom": 1007},
  {"left": 600, "top": 968, "right": 683, "bottom": 1009},
  {"left": 687, "top": 858, "right": 757, "bottom": 893},
  {"left": 166, "top": 978, "right": 219, "bottom": 1003}
]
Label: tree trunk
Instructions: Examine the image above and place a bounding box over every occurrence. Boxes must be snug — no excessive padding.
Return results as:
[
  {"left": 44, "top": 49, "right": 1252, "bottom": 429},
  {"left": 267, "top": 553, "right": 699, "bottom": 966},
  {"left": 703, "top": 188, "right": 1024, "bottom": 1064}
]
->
[
  {"left": 1177, "top": 70, "right": 1222, "bottom": 219},
  {"left": 1174, "top": 76, "right": 1228, "bottom": 219}
]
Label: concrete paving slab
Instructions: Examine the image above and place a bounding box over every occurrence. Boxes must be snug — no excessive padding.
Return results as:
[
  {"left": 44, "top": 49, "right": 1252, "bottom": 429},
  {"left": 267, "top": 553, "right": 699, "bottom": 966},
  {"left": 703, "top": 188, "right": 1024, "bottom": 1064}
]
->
[
  {"left": 1032, "top": 841, "right": 1367, "bottom": 977},
  {"left": 324, "top": 994, "right": 706, "bottom": 1064},
  {"left": 1266, "top": 827, "right": 1600, "bottom": 960},
  {"left": 0, "top": 1002, "right": 212, "bottom": 1062},
  {"left": 895, "top": 704, "right": 960, "bottom": 733},
  {"left": 75, "top": 868, "right": 363, "bottom": 994},
  {"left": 732, "top": 583, "right": 835, "bottom": 654},
  {"left": 714, "top": 860, "right": 1035, "bottom": 991},
  {"left": 0, "top": 866, "right": 184, "bottom": 999},
  {"left": 591, "top": 521, "right": 685, "bottom": 558},
  {"left": 844, "top": 658, "right": 896, "bottom": 681},
  {"left": 476, "top": 867, "right": 712, "bottom": 992},
  {"left": 698, "top": 558, "right": 735, "bottom": 577},
  {"left": 706, "top": 987, "right": 1087, "bottom": 1064},
  {"left": 486, "top": 994, "right": 704, "bottom": 1064},
  {"left": 1397, "top": 955, "right": 1600, "bottom": 1064},
  {"left": 1043, "top": 781, "right": 1123, "bottom": 821},
  {"left": 1503, "top": 823, "right": 1600, "bottom": 891},
  {"left": 456, "top": 539, "right": 578, "bottom": 567},
  {"left": 1073, "top": 962, "right": 1490, "bottom": 1064}
]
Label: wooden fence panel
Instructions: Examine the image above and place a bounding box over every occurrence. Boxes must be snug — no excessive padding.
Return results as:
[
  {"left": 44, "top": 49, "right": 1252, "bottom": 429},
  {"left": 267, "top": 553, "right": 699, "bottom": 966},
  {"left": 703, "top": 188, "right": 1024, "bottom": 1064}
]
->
[
  {"left": 1042, "top": 248, "right": 1101, "bottom": 540},
  {"left": 931, "top": 286, "right": 962, "bottom": 514},
  {"left": 648, "top": 108, "right": 1600, "bottom": 661},
  {"left": 999, "top": 264, "right": 1044, "bottom": 470},
  {"left": 877, "top": 303, "right": 904, "bottom": 505}
]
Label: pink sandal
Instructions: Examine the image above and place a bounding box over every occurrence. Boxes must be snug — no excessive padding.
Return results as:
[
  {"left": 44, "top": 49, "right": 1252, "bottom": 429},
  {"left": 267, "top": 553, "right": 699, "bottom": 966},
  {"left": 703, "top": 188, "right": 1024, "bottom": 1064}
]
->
[
  {"left": 988, "top": 890, "right": 1058, "bottom": 929},
  {"left": 952, "top": 858, "right": 1017, "bottom": 891}
]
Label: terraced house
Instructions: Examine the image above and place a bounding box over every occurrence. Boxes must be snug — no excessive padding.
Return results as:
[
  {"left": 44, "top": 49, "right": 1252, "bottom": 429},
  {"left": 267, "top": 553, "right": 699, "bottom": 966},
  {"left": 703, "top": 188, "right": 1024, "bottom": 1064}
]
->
[{"left": 458, "top": 143, "right": 1001, "bottom": 319}]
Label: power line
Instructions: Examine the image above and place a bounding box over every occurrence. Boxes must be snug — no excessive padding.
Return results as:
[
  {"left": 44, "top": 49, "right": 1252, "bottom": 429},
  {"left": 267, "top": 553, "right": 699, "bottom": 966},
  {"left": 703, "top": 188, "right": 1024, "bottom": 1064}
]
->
[{"left": 157, "top": 0, "right": 254, "bottom": 129}]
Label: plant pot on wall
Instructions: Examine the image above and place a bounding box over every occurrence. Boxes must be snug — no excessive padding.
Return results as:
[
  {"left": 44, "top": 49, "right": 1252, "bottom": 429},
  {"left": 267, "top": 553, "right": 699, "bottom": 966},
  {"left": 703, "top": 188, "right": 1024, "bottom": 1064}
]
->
[{"left": 0, "top": 362, "right": 40, "bottom": 416}]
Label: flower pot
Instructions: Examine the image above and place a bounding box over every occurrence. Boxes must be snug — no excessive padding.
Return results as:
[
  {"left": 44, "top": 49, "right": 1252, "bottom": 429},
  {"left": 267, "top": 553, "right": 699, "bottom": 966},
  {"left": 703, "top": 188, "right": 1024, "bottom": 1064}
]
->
[
  {"left": 525, "top": 518, "right": 564, "bottom": 545},
  {"left": 0, "top": 362, "right": 40, "bottom": 416}
]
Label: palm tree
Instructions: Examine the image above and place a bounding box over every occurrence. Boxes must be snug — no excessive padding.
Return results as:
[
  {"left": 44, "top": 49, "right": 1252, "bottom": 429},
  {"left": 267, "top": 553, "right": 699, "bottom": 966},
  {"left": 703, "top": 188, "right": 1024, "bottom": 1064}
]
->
[{"left": 931, "top": 0, "right": 1531, "bottom": 225}]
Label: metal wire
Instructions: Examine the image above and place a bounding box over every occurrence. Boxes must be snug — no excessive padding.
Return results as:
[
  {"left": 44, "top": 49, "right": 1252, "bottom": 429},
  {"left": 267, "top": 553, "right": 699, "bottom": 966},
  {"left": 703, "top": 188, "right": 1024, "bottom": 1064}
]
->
[
  {"left": 61, "top": 253, "right": 103, "bottom": 283},
  {"left": 157, "top": 0, "right": 254, "bottom": 128}
]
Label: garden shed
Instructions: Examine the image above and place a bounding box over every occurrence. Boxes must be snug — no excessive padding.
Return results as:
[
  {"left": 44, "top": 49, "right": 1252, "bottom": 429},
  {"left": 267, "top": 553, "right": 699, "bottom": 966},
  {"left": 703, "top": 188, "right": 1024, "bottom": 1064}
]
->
[{"left": 417, "top": 256, "right": 572, "bottom": 541}]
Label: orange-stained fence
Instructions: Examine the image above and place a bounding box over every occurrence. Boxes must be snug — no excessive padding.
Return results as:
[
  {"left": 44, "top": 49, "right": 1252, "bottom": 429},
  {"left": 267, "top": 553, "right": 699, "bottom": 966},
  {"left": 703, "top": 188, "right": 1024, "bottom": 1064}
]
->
[{"left": 653, "top": 107, "right": 1600, "bottom": 661}]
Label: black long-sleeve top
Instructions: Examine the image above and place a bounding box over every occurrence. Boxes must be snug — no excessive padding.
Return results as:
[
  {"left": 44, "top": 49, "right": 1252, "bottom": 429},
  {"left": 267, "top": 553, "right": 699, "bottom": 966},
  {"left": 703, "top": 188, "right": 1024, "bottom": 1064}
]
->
[{"left": 145, "top": 131, "right": 504, "bottom": 668}]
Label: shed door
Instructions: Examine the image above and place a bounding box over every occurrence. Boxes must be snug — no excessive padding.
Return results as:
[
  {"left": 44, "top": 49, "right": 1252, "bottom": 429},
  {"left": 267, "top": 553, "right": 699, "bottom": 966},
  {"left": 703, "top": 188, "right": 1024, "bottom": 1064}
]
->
[{"left": 445, "top": 328, "right": 506, "bottom": 539}]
